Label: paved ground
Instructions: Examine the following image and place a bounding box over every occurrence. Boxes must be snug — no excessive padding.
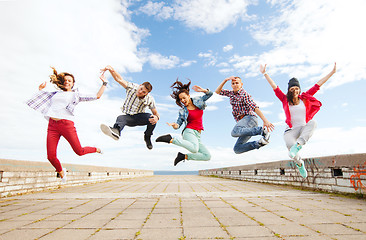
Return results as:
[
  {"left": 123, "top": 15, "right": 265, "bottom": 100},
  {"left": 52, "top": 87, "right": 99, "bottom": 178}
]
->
[{"left": 0, "top": 175, "right": 366, "bottom": 240}]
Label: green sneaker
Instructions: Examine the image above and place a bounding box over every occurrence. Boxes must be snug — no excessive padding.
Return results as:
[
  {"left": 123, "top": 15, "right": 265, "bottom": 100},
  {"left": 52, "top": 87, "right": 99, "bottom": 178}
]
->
[
  {"left": 296, "top": 161, "right": 307, "bottom": 178},
  {"left": 289, "top": 143, "right": 302, "bottom": 158}
]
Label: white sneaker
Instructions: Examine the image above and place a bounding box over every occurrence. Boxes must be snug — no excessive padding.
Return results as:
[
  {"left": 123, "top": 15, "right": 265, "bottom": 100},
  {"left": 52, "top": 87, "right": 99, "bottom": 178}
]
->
[
  {"left": 262, "top": 126, "right": 270, "bottom": 142},
  {"left": 61, "top": 168, "right": 67, "bottom": 184},
  {"left": 100, "top": 124, "right": 119, "bottom": 140},
  {"left": 258, "top": 137, "right": 269, "bottom": 147}
]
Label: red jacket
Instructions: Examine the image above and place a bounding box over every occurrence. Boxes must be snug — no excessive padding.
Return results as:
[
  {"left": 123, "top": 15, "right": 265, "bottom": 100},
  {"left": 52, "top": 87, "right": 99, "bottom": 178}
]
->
[{"left": 274, "top": 84, "right": 322, "bottom": 128}]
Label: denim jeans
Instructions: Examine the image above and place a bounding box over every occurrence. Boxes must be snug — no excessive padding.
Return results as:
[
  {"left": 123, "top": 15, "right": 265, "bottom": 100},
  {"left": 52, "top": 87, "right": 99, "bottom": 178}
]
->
[
  {"left": 113, "top": 113, "right": 156, "bottom": 137},
  {"left": 172, "top": 128, "right": 211, "bottom": 161},
  {"left": 231, "top": 115, "right": 263, "bottom": 154}
]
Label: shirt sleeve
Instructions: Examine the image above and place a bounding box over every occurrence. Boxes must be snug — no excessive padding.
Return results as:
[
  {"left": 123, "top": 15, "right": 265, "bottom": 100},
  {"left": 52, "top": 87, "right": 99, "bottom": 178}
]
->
[
  {"left": 243, "top": 91, "right": 258, "bottom": 110},
  {"left": 219, "top": 89, "right": 232, "bottom": 97},
  {"left": 305, "top": 84, "right": 320, "bottom": 96},
  {"left": 148, "top": 96, "right": 156, "bottom": 110}
]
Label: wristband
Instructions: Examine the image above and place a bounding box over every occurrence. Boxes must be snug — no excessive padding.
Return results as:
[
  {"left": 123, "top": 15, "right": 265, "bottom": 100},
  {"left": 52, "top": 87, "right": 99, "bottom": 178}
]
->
[
  {"left": 102, "top": 82, "right": 108, "bottom": 86},
  {"left": 263, "top": 72, "right": 268, "bottom": 75}
]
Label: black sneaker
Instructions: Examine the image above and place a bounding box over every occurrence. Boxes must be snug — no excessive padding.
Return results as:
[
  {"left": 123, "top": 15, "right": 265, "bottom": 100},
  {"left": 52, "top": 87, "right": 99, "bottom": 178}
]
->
[
  {"left": 155, "top": 134, "right": 173, "bottom": 143},
  {"left": 174, "top": 152, "right": 186, "bottom": 166},
  {"left": 144, "top": 135, "right": 153, "bottom": 150},
  {"left": 100, "top": 124, "right": 120, "bottom": 140}
]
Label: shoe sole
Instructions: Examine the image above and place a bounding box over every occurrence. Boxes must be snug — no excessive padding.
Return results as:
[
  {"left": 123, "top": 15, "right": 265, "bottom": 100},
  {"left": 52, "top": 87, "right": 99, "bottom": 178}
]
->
[{"left": 100, "top": 124, "right": 119, "bottom": 141}]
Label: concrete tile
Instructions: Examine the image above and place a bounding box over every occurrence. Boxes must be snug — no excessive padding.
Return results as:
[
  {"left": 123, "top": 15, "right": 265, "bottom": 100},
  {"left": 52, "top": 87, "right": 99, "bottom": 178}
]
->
[
  {"left": 40, "top": 228, "right": 96, "bottom": 240},
  {"left": 184, "top": 226, "right": 229, "bottom": 239},
  {"left": 89, "top": 228, "right": 139, "bottom": 240},
  {"left": 138, "top": 227, "right": 182, "bottom": 240},
  {"left": 104, "top": 219, "right": 145, "bottom": 229},
  {"left": 226, "top": 225, "right": 274, "bottom": 238},
  {"left": 0, "top": 228, "right": 53, "bottom": 240}
]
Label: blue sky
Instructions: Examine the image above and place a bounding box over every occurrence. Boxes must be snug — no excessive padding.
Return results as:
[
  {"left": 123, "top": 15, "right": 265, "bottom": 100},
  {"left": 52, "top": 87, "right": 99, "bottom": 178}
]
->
[{"left": 1, "top": 0, "right": 365, "bottom": 171}]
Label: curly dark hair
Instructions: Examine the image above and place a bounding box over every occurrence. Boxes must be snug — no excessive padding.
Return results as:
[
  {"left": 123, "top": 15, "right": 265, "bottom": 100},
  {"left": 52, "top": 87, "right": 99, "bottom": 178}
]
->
[{"left": 170, "top": 78, "right": 191, "bottom": 108}]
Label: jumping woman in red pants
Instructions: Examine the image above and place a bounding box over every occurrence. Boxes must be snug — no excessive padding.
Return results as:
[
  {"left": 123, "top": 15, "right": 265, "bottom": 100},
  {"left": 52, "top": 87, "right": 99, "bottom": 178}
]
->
[{"left": 27, "top": 67, "right": 107, "bottom": 183}]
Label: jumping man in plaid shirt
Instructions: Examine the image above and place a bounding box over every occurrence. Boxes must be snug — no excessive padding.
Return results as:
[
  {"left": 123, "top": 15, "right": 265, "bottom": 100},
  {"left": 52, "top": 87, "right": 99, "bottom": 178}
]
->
[
  {"left": 100, "top": 65, "right": 160, "bottom": 150},
  {"left": 215, "top": 76, "right": 274, "bottom": 154}
]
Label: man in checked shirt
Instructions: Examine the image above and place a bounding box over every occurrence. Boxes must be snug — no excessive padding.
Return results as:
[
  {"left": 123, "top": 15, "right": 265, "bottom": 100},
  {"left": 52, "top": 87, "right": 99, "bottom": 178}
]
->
[
  {"left": 100, "top": 65, "right": 160, "bottom": 150},
  {"left": 215, "top": 76, "right": 274, "bottom": 154}
]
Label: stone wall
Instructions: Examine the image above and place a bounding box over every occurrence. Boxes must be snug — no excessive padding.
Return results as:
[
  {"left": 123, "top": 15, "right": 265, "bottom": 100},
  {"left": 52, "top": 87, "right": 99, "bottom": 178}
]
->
[
  {"left": 199, "top": 153, "right": 366, "bottom": 195},
  {"left": 0, "top": 159, "right": 153, "bottom": 198}
]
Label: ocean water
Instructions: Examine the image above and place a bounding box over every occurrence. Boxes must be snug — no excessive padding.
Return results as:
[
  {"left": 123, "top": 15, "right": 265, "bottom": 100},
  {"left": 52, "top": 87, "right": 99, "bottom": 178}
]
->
[{"left": 154, "top": 171, "right": 198, "bottom": 175}]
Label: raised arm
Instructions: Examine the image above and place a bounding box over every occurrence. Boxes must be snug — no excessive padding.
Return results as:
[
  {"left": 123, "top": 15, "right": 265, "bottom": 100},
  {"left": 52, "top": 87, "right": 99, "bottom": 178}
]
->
[
  {"left": 96, "top": 73, "right": 108, "bottom": 99},
  {"left": 100, "top": 65, "right": 128, "bottom": 89},
  {"left": 260, "top": 64, "right": 277, "bottom": 90},
  {"left": 316, "top": 62, "right": 336, "bottom": 87},
  {"left": 215, "top": 77, "right": 232, "bottom": 94}
]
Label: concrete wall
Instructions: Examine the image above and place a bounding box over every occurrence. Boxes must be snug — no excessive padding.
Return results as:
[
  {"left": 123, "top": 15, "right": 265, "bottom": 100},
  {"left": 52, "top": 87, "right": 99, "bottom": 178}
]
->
[
  {"left": 199, "top": 153, "right": 366, "bottom": 195},
  {"left": 0, "top": 159, "right": 153, "bottom": 198}
]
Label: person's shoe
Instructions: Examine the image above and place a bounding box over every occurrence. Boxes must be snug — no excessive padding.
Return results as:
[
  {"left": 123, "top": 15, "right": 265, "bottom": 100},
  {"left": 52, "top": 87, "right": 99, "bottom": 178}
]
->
[
  {"left": 258, "top": 137, "right": 269, "bottom": 147},
  {"left": 97, "top": 148, "right": 103, "bottom": 154},
  {"left": 100, "top": 124, "right": 119, "bottom": 140},
  {"left": 156, "top": 134, "right": 173, "bottom": 143},
  {"left": 61, "top": 168, "right": 67, "bottom": 184},
  {"left": 174, "top": 152, "right": 186, "bottom": 166},
  {"left": 289, "top": 143, "right": 302, "bottom": 158},
  {"left": 296, "top": 160, "right": 308, "bottom": 178},
  {"left": 262, "top": 127, "right": 270, "bottom": 142},
  {"left": 144, "top": 135, "right": 153, "bottom": 150}
]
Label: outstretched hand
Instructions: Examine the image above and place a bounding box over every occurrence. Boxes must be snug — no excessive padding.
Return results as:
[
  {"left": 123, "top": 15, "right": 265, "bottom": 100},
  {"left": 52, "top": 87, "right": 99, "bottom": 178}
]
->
[
  {"left": 167, "top": 122, "right": 179, "bottom": 129},
  {"left": 39, "top": 81, "right": 47, "bottom": 91},
  {"left": 100, "top": 65, "right": 113, "bottom": 75},
  {"left": 192, "top": 85, "right": 207, "bottom": 93},
  {"left": 263, "top": 120, "right": 275, "bottom": 132},
  {"left": 100, "top": 72, "right": 107, "bottom": 84},
  {"left": 259, "top": 64, "right": 267, "bottom": 74}
]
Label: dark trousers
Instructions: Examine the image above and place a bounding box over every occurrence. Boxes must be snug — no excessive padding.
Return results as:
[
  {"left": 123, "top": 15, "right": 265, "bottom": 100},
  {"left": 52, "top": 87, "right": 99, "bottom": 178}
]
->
[{"left": 113, "top": 113, "right": 156, "bottom": 136}]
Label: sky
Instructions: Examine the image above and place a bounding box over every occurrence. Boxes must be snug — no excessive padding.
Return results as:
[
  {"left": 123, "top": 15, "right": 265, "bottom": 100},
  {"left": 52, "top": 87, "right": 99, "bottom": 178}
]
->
[{"left": 1, "top": 0, "right": 365, "bottom": 171}]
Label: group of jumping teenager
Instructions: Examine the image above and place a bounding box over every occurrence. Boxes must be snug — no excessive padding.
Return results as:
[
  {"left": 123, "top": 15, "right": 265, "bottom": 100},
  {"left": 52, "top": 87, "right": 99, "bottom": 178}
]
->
[{"left": 27, "top": 63, "right": 337, "bottom": 182}]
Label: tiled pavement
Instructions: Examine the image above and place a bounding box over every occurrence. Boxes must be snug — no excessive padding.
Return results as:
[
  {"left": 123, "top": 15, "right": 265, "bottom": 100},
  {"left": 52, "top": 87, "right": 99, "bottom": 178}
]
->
[{"left": 0, "top": 175, "right": 366, "bottom": 240}]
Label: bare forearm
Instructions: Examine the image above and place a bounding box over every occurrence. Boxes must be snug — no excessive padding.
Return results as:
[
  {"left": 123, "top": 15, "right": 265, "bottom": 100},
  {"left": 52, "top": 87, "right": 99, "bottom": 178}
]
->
[
  {"left": 263, "top": 73, "right": 277, "bottom": 90},
  {"left": 215, "top": 80, "right": 227, "bottom": 94},
  {"left": 96, "top": 85, "right": 106, "bottom": 99}
]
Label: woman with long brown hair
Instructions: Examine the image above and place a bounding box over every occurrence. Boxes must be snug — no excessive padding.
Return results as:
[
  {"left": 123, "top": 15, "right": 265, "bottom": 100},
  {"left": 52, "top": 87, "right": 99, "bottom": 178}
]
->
[
  {"left": 155, "top": 79, "right": 212, "bottom": 166},
  {"left": 27, "top": 67, "right": 107, "bottom": 183},
  {"left": 260, "top": 63, "right": 336, "bottom": 178}
]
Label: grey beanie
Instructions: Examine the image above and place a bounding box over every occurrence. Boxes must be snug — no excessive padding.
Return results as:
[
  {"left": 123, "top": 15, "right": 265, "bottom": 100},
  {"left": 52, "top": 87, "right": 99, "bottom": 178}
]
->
[{"left": 288, "top": 77, "right": 300, "bottom": 90}]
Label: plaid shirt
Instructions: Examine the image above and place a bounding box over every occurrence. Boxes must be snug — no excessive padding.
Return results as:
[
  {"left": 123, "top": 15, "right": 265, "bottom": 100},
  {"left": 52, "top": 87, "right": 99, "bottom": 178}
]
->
[
  {"left": 26, "top": 89, "right": 96, "bottom": 117},
  {"left": 220, "top": 88, "right": 258, "bottom": 122},
  {"left": 121, "top": 82, "right": 156, "bottom": 115}
]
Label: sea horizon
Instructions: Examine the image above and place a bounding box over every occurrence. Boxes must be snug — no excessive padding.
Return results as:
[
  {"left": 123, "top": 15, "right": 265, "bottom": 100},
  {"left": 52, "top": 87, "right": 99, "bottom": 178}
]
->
[{"left": 154, "top": 170, "right": 198, "bottom": 175}]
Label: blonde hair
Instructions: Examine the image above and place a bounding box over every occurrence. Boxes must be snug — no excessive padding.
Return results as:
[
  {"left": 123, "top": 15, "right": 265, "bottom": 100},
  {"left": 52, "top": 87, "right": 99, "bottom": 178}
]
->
[{"left": 49, "top": 67, "right": 75, "bottom": 91}]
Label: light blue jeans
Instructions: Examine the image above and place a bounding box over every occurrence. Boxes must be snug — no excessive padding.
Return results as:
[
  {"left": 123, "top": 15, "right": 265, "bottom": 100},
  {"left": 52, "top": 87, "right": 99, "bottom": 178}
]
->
[
  {"left": 172, "top": 128, "right": 211, "bottom": 161},
  {"left": 231, "top": 115, "right": 263, "bottom": 154}
]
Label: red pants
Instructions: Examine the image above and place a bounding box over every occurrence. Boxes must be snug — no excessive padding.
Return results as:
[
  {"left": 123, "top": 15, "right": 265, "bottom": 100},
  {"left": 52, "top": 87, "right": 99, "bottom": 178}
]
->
[{"left": 47, "top": 119, "right": 97, "bottom": 172}]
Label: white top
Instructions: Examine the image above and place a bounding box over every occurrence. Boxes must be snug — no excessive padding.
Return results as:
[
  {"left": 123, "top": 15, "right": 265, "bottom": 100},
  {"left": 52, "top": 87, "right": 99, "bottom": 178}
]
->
[
  {"left": 45, "top": 91, "right": 75, "bottom": 121},
  {"left": 289, "top": 100, "right": 306, "bottom": 128}
]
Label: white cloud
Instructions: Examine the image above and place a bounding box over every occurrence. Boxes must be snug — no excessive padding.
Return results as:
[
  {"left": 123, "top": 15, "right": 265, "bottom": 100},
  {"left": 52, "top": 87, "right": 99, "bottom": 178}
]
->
[
  {"left": 0, "top": 0, "right": 168, "bottom": 169},
  {"left": 223, "top": 44, "right": 233, "bottom": 52},
  {"left": 138, "top": 1, "right": 173, "bottom": 20},
  {"left": 138, "top": 0, "right": 256, "bottom": 34},
  {"left": 181, "top": 60, "right": 197, "bottom": 67},
  {"left": 229, "top": 0, "right": 366, "bottom": 88},
  {"left": 198, "top": 51, "right": 217, "bottom": 67}
]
